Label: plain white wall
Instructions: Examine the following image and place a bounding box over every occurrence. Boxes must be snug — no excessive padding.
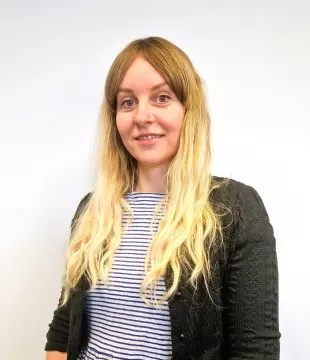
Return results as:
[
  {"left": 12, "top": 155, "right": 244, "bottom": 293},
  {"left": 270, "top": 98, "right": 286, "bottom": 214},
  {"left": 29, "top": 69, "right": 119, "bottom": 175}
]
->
[{"left": 1, "top": 0, "right": 309, "bottom": 358}]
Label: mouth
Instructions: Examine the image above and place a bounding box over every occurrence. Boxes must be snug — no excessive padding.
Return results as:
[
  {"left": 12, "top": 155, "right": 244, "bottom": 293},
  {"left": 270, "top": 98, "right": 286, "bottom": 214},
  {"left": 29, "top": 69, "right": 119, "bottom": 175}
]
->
[{"left": 135, "top": 134, "right": 164, "bottom": 140}]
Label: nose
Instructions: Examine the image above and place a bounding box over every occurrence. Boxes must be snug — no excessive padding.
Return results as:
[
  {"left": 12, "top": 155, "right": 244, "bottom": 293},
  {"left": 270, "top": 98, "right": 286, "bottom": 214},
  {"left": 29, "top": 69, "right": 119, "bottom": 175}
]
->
[{"left": 134, "top": 101, "right": 154, "bottom": 124}]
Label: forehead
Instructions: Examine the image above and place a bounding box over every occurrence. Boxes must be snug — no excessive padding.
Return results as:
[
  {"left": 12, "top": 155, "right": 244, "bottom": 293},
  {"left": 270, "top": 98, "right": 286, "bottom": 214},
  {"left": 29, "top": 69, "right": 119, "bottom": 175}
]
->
[{"left": 119, "top": 57, "right": 166, "bottom": 91}]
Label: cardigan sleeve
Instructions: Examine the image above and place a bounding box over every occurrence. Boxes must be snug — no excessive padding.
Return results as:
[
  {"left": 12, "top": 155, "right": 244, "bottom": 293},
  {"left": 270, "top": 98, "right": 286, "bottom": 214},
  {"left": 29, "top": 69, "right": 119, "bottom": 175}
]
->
[
  {"left": 222, "top": 182, "right": 280, "bottom": 359},
  {"left": 45, "top": 192, "right": 92, "bottom": 352}
]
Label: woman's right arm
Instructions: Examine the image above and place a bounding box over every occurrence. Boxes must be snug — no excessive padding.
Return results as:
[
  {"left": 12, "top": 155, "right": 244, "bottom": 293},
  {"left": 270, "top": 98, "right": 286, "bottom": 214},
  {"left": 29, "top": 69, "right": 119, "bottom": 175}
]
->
[
  {"left": 45, "top": 193, "right": 92, "bottom": 359},
  {"left": 46, "top": 351, "right": 67, "bottom": 360},
  {"left": 44, "top": 288, "right": 70, "bottom": 355}
]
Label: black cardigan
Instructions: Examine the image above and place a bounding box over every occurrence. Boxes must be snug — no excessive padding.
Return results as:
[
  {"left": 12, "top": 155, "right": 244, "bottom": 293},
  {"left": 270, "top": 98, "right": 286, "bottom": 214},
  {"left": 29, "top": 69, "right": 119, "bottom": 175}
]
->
[{"left": 45, "top": 178, "right": 280, "bottom": 359}]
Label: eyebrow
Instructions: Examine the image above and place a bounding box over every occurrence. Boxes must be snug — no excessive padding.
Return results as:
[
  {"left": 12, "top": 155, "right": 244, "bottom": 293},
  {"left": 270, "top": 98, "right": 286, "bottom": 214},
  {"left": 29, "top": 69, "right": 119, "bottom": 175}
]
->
[{"left": 117, "top": 81, "right": 168, "bottom": 94}]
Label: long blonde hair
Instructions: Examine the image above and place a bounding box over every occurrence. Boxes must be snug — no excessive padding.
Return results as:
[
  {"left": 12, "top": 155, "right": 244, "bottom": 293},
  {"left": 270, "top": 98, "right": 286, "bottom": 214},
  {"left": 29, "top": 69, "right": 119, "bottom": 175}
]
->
[{"left": 62, "top": 36, "right": 229, "bottom": 306}]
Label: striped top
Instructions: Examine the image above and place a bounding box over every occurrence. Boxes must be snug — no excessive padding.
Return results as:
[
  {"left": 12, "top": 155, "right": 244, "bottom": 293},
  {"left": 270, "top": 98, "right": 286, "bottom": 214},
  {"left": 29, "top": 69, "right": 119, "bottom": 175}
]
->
[{"left": 77, "top": 192, "right": 172, "bottom": 360}]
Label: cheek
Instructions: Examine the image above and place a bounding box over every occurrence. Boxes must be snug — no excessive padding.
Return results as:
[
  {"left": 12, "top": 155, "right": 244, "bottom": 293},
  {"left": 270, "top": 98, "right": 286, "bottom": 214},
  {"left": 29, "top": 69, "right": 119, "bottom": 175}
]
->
[
  {"left": 166, "top": 108, "right": 184, "bottom": 135},
  {"left": 116, "top": 116, "right": 129, "bottom": 139},
  {"left": 115, "top": 119, "right": 122, "bottom": 136}
]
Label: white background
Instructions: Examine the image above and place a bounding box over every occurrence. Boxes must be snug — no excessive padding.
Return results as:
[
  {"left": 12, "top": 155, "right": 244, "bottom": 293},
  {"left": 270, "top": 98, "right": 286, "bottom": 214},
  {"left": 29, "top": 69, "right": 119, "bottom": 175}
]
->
[{"left": 1, "top": 0, "right": 309, "bottom": 359}]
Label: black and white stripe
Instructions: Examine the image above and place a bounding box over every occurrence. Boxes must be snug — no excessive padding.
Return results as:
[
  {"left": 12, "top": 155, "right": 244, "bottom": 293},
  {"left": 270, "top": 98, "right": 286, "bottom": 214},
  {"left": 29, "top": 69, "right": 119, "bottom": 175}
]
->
[{"left": 78, "top": 192, "right": 172, "bottom": 360}]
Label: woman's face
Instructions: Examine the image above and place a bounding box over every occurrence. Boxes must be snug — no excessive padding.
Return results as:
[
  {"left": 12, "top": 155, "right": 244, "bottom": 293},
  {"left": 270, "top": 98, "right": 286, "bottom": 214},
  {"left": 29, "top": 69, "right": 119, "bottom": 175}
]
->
[{"left": 116, "top": 57, "right": 185, "bottom": 170}]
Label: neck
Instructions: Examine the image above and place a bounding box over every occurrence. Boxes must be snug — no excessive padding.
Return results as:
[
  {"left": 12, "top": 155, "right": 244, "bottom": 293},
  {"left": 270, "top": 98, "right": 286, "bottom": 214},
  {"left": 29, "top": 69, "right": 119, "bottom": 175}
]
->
[{"left": 135, "top": 165, "right": 167, "bottom": 193}]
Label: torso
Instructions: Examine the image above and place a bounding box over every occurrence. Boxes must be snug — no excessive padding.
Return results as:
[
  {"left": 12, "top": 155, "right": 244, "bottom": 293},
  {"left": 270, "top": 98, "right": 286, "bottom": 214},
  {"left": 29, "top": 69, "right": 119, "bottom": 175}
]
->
[{"left": 77, "top": 192, "right": 172, "bottom": 360}]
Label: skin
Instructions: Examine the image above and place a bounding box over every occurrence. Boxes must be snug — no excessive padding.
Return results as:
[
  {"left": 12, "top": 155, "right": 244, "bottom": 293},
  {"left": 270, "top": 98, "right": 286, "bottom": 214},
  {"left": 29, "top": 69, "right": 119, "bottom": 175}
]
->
[
  {"left": 116, "top": 57, "right": 185, "bottom": 193},
  {"left": 46, "top": 352, "right": 66, "bottom": 360}
]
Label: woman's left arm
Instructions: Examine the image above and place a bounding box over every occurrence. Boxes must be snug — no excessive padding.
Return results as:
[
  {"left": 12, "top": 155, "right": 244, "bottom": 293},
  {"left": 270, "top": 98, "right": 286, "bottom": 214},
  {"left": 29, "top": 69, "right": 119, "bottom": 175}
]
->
[{"left": 222, "top": 182, "right": 281, "bottom": 359}]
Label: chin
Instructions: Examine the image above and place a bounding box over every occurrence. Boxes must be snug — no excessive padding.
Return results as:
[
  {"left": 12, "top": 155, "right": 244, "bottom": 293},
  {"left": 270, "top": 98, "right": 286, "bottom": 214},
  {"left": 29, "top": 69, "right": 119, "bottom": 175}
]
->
[{"left": 137, "top": 159, "right": 171, "bottom": 169}]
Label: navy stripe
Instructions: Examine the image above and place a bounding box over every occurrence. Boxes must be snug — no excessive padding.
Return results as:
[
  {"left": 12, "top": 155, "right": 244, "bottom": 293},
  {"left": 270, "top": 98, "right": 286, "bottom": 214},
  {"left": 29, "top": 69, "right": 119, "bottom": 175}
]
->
[
  {"left": 86, "top": 314, "right": 171, "bottom": 334},
  {"left": 82, "top": 343, "right": 171, "bottom": 360},
  {"left": 86, "top": 338, "right": 172, "bottom": 357},
  {"left": 84, "top": 308, "right": 171, "bottom": 326}
]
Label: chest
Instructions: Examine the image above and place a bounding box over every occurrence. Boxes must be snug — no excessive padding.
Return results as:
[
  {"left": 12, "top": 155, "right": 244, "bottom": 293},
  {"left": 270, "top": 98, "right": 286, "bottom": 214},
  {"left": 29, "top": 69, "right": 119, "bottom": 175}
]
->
[{"left": 67, "top": 268, "right": 224, "bottom": 360}]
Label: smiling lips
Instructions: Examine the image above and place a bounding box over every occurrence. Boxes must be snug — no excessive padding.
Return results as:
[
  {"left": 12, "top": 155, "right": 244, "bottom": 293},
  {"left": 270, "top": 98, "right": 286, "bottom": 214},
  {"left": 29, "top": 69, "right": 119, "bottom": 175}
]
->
[{"left": 135, "top": 134, "right": 164, "bottom": 140}]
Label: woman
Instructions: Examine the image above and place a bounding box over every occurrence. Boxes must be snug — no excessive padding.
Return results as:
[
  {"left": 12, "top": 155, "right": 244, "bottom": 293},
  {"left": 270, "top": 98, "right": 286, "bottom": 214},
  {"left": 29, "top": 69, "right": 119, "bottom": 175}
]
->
[{"left": 45, "top": 37, "right": 280, "bottom": 360}]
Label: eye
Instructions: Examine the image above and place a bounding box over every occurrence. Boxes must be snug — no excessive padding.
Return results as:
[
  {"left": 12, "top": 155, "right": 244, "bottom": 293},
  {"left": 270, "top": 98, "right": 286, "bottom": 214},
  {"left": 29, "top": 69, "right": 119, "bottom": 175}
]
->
[
  {"left": 119, "top": 98, "right": 135, "bottom": 109},
  {"left": 156, "top": 94, "right": 171, "bottom": 104}
]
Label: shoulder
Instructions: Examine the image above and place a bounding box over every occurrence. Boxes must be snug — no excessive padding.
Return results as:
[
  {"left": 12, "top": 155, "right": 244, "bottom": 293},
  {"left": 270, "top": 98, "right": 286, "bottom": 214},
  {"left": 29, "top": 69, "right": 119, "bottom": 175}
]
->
[
  {"left": 211, "top": 175, "right": 268, "bottom": 211},
  {"left": 76, "top": 192, "right": 92, "bottom": 211},
  {"left": 71, "top": 192, "right": 93, "bottom": 228},
  {"left": 210, "top": 176, "right": 272, "bottom": 238},
  {"left": 211, "top": 176, "right": 276, "bottom": 269}
]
